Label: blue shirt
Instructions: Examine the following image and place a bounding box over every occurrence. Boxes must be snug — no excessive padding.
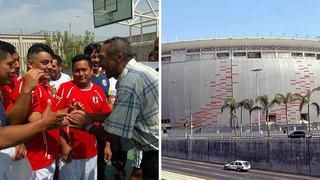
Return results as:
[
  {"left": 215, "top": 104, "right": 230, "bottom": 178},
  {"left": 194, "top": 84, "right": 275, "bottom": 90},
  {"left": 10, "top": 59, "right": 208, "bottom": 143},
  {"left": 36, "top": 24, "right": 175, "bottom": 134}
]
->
[
  {"left": 91, "top": 72, "right": 110, "bottom": 97},
  {"left": 0, "top": 101, "right": 7, "bottom": 127}
]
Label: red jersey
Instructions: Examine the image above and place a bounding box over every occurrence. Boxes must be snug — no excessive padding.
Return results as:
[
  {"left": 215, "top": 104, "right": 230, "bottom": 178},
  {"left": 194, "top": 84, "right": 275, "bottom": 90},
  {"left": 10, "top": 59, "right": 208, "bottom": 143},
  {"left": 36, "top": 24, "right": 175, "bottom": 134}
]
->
[
  {"left": 0, "top": 78, "right": 20, "bottom": 111},
  {"left": 56, "top": 81, "right": 111, "bottom": 159},
  {"left": 11, "top": 77, "right": 59, "bottom": 170}
]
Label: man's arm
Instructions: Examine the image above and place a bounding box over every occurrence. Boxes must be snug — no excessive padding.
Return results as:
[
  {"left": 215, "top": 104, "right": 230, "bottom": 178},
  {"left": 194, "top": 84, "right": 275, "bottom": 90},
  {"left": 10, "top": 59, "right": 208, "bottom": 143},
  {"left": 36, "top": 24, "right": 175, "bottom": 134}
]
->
[
  {"left": 0, "top": 100, "right": 61, "bottom": 149},
  {"left": 67, "top": 110, "right": 119, "bottom": 143},
  {"left": 85, "top": 112, "right": 110, "bottom": 123},
  {"left": 7, "top": 69, "right": 44, "bottom": 125}
]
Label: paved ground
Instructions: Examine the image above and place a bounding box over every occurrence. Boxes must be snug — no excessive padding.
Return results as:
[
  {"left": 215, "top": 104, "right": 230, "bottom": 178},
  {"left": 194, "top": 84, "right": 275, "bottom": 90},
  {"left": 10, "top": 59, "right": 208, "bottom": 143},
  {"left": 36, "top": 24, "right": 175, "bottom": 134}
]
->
[{"left": 162, "top": 157, "right": 320, "bottom": 180}]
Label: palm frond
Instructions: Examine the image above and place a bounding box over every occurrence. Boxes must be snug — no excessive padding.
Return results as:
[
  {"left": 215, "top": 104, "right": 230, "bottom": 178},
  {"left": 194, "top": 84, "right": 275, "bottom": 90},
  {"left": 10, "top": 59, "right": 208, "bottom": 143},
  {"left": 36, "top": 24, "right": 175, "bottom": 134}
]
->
[{"left": 311, "top": 102, "right": 320, "bottom": 116}]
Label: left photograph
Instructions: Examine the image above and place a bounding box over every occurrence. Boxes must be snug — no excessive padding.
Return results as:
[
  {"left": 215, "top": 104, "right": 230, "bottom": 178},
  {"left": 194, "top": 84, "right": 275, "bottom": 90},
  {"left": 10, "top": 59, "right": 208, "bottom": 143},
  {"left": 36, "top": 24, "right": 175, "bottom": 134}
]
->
[{"left": 0, "top": 0, "right": 159, "bottom": 180}]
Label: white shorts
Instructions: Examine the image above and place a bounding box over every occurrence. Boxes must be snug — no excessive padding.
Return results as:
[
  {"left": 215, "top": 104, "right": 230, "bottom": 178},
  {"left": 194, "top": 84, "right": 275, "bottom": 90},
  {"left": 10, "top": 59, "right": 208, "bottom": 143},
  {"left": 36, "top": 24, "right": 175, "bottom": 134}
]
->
[
  {"left": 60, "top": 155, "right": 97, "bottom": 180},
  {"left": 30, "top": 162, "right": 56, "bottom": 180}
]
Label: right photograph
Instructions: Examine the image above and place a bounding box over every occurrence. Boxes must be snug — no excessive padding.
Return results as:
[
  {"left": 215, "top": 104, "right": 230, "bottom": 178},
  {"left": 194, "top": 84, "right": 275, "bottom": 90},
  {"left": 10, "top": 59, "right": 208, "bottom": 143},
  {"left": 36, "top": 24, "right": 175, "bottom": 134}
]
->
[{"left": 161, "top": 0, "right": 320, "bottom": 179}]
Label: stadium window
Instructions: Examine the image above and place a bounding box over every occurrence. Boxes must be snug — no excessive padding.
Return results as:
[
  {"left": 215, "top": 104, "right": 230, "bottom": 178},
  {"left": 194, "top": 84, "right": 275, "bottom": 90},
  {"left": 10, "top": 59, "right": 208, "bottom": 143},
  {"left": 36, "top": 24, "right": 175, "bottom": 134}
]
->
[
  {"left": 247, "top": 52, "right": 261, "bottom": 58},
  {"left": 233, "top": 52, "right": 246, "bottom": 57},
  {"left": 161, "top": 56, "right": 171, "bottom": 61},
  {"left": 172, "top": 48, "right": 185, "bottom": 53},
  {"left": 316, "top": 54, "right": 320, "bottom": 60},
  {"left": 305, "top": 53, "right": 315, "bottom": 58},
  {"left": 217, "top": 52, "right": 229, "bottom": 58},
  {"left": 291, "top": 52, "right": 303, "bottom": 58}
]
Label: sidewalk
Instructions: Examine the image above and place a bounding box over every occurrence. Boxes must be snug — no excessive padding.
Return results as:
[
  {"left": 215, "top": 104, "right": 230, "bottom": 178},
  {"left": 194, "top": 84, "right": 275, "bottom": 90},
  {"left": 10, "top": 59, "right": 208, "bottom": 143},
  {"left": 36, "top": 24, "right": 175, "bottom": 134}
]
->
[{"left": 162, "top": 170, "right": 207, "bottom": 180}]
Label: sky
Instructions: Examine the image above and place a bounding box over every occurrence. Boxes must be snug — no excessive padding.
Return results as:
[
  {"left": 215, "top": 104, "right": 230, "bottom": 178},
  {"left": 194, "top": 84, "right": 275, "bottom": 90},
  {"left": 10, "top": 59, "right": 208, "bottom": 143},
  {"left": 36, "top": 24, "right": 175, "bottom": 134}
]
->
[
  {"left": 162, "top": 0, "right": 320, "bottom": 42},
  {"left": 0, "top": 0, "right": 157, "bottom": 41}
]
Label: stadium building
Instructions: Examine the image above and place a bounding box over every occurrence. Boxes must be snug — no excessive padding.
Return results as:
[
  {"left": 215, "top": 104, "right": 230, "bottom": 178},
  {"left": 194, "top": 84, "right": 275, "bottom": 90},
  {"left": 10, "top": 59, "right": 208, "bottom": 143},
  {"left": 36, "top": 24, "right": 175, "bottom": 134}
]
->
[{"left": 162, "top": 38, "right": 320, "bottom": 135}]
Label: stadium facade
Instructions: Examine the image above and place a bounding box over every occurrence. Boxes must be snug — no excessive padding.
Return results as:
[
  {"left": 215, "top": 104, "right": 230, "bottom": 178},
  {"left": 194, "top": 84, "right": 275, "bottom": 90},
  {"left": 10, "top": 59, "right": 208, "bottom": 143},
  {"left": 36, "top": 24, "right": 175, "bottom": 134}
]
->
[{"left": 162, "top": 38, "right": 320, "bottom": 133}]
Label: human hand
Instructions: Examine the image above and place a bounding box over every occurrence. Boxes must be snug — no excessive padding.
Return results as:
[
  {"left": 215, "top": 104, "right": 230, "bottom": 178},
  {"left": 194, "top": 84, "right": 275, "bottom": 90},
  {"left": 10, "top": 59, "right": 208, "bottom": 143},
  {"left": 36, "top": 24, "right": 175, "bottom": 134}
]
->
[
  {"left": 61, "top": 142, "right": 72, "bottom": 163},
  {"left": 21, "top": 69, "right": 44, "bottom": 93},
  {"left": 42, "top": 100, "right": 63, "bottom": 129},
  {"left": 49, "top": 86, "right": 57, "bottom": 97},
  {"left": 67, "top": 110, "right": 90, "bottom": 130},
  {"left": 67, "top": 98, "right": 84, "bottom": 113},
  {"left": 104, "top": 142, "right": 112, "bottom": 163},
  {"left": 12, "top": 144, "right": 27, "bottom": 161}
]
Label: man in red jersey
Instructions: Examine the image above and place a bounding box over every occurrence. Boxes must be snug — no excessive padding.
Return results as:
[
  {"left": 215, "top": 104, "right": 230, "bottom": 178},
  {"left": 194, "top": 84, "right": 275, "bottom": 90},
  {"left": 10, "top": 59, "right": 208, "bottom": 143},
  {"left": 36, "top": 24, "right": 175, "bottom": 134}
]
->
[
  {"left": 0, "top": 49, "right": 44, "bottom": 161},
  {"left": 11, "top": 43, "right": 68, "bottom": 180},
  {"left": 56, "top": 54, "right": 112, "bottom": 180}
]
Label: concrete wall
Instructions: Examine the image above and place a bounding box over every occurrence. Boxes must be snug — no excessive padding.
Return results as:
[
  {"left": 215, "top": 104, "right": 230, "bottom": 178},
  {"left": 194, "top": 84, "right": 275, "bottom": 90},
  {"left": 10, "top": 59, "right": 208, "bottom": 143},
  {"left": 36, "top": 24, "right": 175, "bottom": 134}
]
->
[{"left": 162, "top": 138, "right": 320, "bottom": 176}]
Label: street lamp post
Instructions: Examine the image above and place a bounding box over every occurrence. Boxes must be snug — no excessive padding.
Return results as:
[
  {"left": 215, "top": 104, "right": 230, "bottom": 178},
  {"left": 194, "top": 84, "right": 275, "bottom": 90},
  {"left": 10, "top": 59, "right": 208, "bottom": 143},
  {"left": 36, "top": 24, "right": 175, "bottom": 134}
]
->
[
  {"left": 188, "top": 84, "right": 193, "bottom": 138},
  {"left": 251, "top": 68, "right": 262, "bottom": 135},
  {"left": 69, "top": 16, "right": 80, "bottom": 36}
]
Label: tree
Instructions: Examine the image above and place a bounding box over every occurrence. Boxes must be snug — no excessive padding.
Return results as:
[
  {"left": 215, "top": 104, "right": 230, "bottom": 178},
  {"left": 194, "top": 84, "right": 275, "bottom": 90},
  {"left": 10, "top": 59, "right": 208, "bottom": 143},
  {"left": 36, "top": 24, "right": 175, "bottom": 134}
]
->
[
  {"left": 44, "top": 30, "right": 95, "bottom": 69},
  {"left": 292, "top": 86, "right": 320, "bottom": 133},
  {"left": 255, "top": 95, "right": 277, "bottom": 137},
  {"left": 274, "top": 93, "right": 293, "bottom": 134},
  {"left": 240, "top": 99, "right": 257, "bottom": 137},
  {"left": 237, "top": 99, "right": 249, "bottom": 137},
  {"left": 221, "top": 98, "right": 239, "bottom": 137}
]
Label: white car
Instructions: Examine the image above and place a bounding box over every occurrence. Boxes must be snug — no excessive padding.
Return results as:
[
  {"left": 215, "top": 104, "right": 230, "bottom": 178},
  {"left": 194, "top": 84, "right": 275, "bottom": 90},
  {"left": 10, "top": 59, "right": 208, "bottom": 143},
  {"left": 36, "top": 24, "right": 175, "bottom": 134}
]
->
[{"left": 224, "top": 160, "right": 251, "bottom": 172}]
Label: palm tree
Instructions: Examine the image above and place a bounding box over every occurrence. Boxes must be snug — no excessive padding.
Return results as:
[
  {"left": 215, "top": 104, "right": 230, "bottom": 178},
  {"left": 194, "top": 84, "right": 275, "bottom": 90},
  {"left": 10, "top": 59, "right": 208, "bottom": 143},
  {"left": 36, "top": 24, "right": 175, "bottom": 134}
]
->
[
  {"left": 221, "top": 98, "right": 239, "bottom": 137},
  {"left": 292, "top": 87, "right": 320, "bottom": 133},
  {"left": 274, "top": 93, "right": 293, "bottom": 135},
  {"left": 240, "top": 99, "right": 257, "bottom": 137},
  {"left": 237, "top": 99, "right": 253, "bottom": 137},
  {"left": 255, "top": 95, "right": 278, "bottom": 137}
]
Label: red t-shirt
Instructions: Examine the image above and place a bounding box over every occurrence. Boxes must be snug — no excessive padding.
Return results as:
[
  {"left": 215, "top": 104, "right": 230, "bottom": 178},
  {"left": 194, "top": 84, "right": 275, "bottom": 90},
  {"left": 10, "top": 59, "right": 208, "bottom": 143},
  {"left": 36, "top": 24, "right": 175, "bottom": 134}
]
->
[
  {"left": 56, "top": 81, "right": 111, "bottom": 159},
  {"left": 0, "top": 78, "right": 19, "bottom": 111},
  {"left": 11, "top": 77, "right": 59, "bottom": 170}
]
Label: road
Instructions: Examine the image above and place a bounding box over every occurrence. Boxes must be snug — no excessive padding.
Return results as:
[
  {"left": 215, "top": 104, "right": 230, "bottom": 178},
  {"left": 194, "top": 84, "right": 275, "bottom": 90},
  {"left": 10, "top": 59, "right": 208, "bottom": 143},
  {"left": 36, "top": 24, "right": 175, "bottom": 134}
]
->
[{"left": 162, "top": 157, "right": 319, "bottom": 180}]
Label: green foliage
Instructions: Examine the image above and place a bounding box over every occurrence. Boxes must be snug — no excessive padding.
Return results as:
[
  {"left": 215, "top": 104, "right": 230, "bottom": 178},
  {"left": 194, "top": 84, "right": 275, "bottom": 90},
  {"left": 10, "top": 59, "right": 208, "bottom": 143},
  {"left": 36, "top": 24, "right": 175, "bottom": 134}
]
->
[{"left": 45, "top": 30, "right": 95, "bottom": 69}]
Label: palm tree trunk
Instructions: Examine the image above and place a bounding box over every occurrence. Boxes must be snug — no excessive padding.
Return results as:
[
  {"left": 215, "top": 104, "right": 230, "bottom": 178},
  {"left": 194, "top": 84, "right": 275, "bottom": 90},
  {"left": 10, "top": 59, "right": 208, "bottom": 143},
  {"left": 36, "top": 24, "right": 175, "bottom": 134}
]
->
[
  {"left": 266, "top": 112, "right": 270, "bottom": 137},
  {"left": 233, "top": 114, "right": 237, "bottom": 137},
  {"left": 285, "top": 105, "right": 288, "bottom": 135},
  {"left": 249, "top": 113, "right": 252, "bottom": 138},
  {"left": 308, "top": 104, "right": 311, "bottom": 133},
  {"left": 240, "top": 107, "right": 243, "bottom": 137}
]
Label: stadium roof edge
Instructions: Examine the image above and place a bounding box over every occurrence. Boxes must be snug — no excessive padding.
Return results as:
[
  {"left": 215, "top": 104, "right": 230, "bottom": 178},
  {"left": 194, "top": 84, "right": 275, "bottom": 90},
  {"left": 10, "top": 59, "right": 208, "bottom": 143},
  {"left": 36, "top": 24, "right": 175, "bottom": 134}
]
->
[{"left": 162, "top": 37, "right": 320, "bottom": 51}]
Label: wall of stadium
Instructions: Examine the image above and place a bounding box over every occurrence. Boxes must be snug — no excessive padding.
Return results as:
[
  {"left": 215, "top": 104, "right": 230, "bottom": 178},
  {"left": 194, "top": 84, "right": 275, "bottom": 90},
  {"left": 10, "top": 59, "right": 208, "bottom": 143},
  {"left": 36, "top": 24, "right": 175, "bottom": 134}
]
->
[{"left": 162, "top": 38, "right": 320, "bottom": 132}]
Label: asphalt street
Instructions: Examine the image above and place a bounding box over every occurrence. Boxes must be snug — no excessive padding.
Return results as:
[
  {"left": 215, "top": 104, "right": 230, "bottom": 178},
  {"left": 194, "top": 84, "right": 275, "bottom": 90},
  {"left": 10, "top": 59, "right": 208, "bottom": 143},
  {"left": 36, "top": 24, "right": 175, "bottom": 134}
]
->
[{"left": 162, "top": 157, "right": 320, "bottom": 180}]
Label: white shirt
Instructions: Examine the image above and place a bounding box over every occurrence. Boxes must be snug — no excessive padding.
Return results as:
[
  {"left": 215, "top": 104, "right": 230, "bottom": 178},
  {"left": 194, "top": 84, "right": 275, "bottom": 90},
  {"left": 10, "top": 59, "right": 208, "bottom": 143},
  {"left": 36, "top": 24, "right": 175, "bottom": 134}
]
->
[{"left": 50, "top": 73, "right": 71, "bottom": 90}]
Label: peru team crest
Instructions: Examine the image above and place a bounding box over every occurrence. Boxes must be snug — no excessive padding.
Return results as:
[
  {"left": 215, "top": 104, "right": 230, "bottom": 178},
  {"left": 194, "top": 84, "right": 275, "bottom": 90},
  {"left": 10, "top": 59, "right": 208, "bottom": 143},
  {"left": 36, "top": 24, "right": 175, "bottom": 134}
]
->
[{"left": 92, "top": 96, "right": 99, "bottom": 104}]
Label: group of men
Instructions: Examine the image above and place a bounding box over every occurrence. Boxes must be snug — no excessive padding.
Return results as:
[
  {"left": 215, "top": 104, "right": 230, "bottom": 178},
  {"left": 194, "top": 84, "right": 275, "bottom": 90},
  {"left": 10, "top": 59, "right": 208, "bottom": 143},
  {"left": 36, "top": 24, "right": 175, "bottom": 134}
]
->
[{"left": 0, "top": 37, "right": 159, "bottom": 180}]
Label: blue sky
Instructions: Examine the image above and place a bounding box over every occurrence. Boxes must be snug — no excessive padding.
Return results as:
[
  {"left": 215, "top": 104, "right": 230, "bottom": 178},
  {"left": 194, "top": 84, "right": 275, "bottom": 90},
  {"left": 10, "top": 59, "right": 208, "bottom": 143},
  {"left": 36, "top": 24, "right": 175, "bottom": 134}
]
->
[
  {"left": 0, "top": 0, "right": 154, "bottom": 41},
  {"left": 162, "top": 0, "right": 320, "bottom": 41}
]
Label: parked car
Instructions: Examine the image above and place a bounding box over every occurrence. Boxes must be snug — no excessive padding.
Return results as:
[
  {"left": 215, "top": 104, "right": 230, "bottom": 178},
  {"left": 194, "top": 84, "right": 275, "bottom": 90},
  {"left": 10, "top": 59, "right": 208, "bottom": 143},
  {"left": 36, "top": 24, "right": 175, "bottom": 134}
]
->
[
  {"left": 224, "top": 160, "right": 251, "bottom": 172},
  {"left": 288, "top": 131, "right": 311, "bottom": 139}
]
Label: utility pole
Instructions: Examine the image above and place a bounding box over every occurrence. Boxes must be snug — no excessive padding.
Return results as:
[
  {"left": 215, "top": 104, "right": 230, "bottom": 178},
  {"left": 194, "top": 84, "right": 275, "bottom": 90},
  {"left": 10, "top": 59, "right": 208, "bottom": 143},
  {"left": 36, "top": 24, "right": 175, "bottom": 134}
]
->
[{"left": 251, "top": 68, "right": 262, "bottom": 135}]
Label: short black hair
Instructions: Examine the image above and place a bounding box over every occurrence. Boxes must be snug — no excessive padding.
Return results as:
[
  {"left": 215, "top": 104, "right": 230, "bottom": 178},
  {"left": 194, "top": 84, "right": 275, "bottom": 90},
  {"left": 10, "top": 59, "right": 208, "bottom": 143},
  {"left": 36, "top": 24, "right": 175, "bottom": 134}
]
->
[
  {"left": 0, "top": 40, "right": 16, "bottom": 61},
  {"left": 84, "top": 43, "right": 102, "bottom": 55},
  {"left": 71, "top": 54, "right": 93, "bottom": 70},
  {"left": 53, "top": 54, "right": 62, "bottom": 65},
  {"left": 103, "top": 37, "right": 133, "bottom": 61},
  {"left": 27, "top": 43, "right": 54, "bottom": 60}
]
